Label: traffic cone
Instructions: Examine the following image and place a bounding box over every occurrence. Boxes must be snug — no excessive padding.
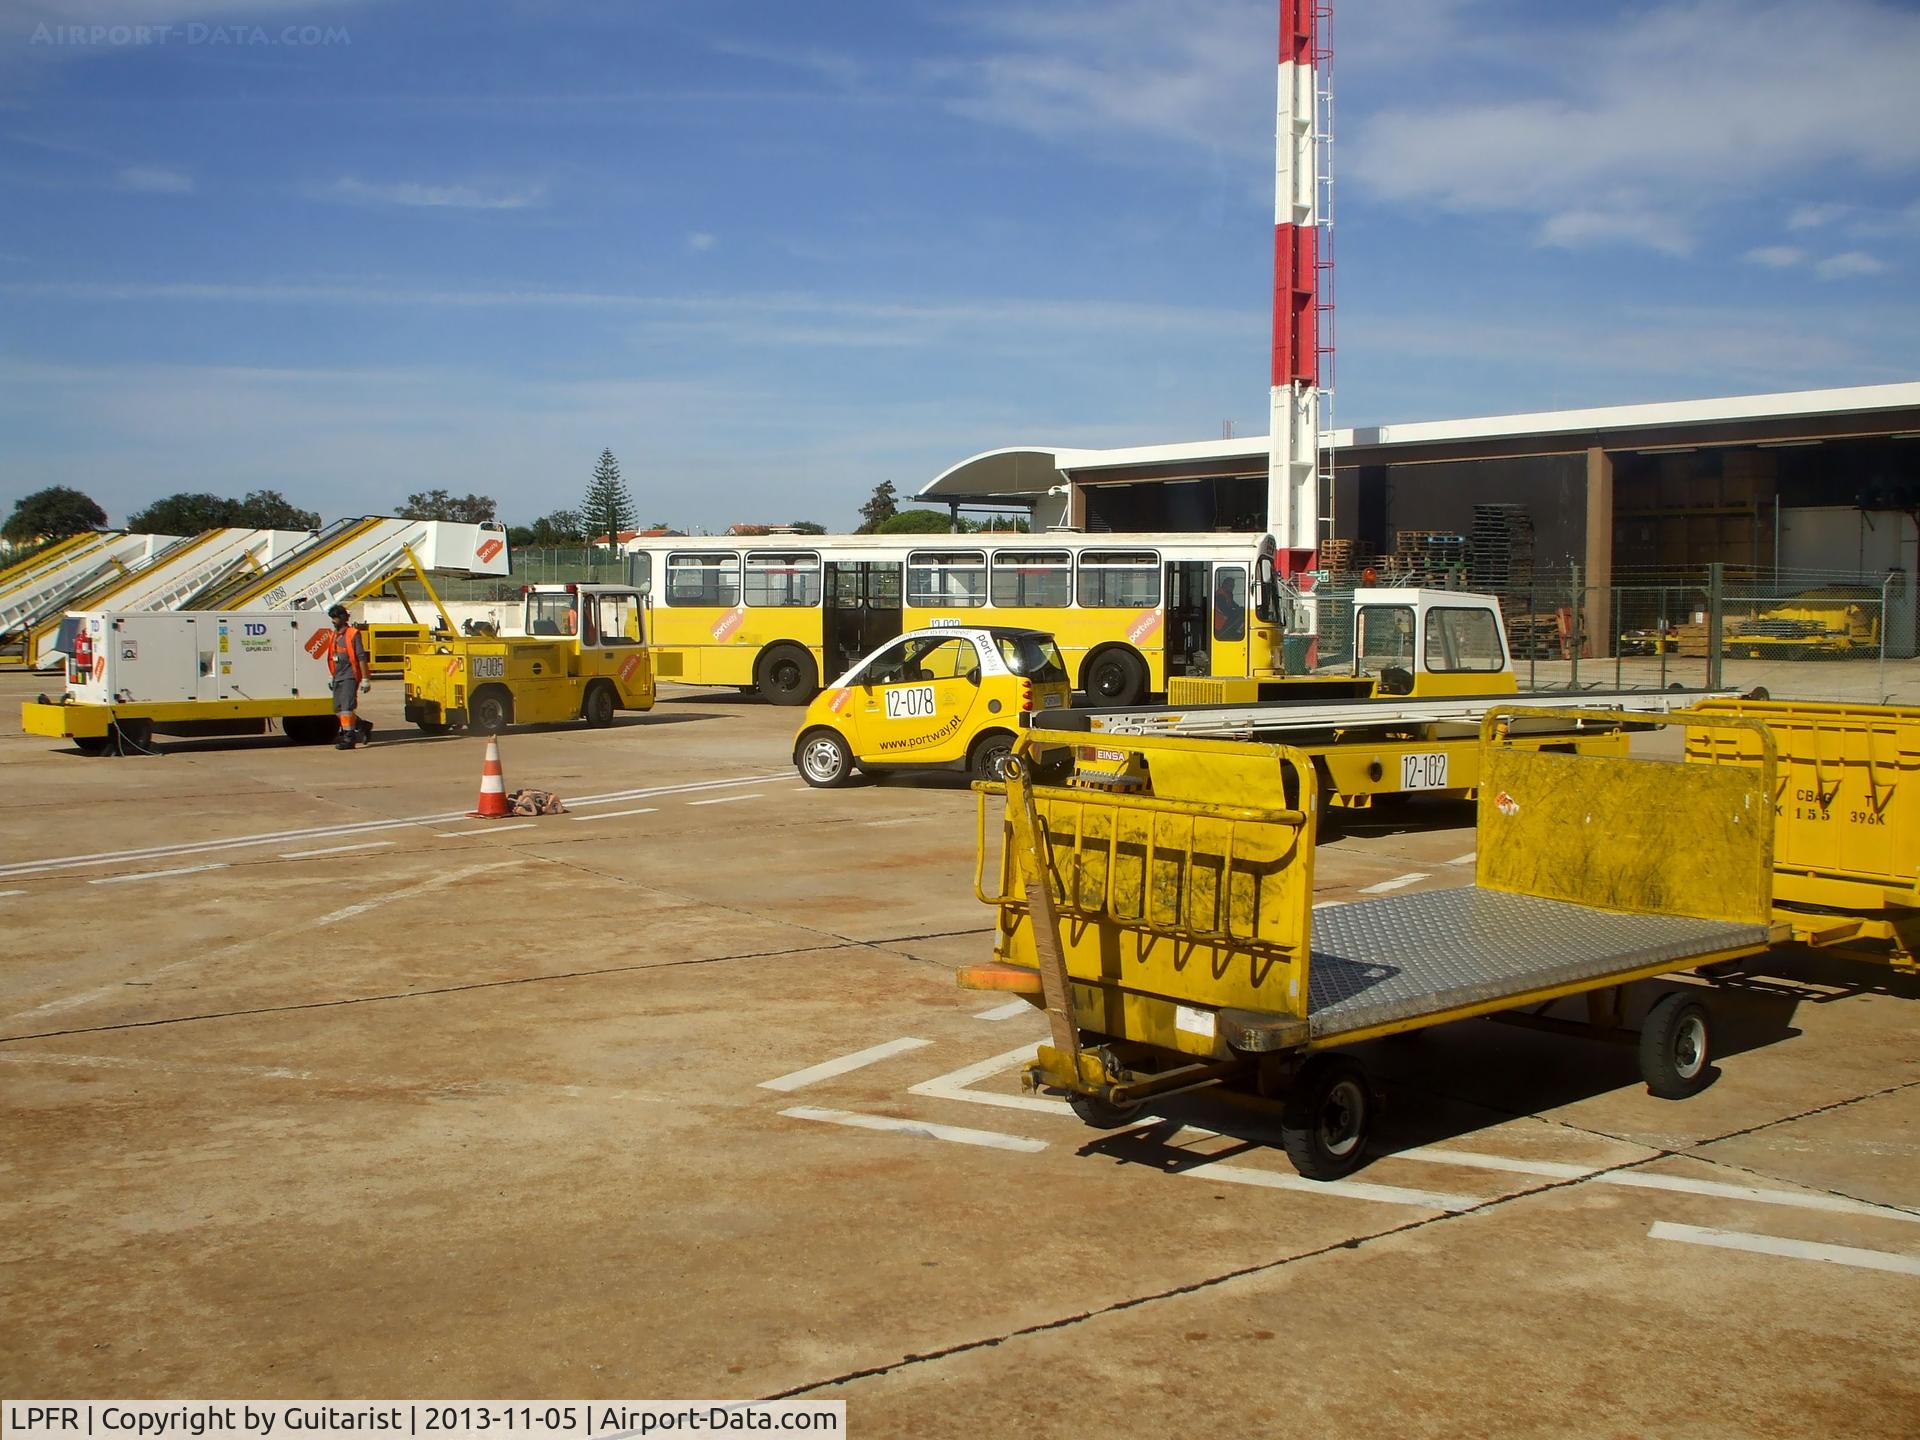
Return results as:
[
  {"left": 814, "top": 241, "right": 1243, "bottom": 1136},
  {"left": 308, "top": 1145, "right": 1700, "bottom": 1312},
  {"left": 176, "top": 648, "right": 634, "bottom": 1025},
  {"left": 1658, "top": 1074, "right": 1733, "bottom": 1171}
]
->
[{"left": 468, "top": 736, "right": 512, "bottom": 818}]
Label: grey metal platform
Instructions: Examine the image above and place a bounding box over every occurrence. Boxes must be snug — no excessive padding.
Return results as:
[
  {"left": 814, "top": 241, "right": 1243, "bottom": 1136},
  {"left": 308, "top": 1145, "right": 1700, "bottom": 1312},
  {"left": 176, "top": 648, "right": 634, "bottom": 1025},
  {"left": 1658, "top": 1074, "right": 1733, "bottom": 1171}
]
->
[{"left": 1307, "top": 889, "right": 1770, "bottom": 1039}]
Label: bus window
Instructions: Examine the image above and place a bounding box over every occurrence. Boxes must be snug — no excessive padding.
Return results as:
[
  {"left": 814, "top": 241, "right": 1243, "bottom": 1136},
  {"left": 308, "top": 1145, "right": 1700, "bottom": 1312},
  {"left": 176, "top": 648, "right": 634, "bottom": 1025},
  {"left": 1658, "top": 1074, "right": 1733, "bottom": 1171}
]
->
[
  {"left": 1077, "top": 550, "right": 1160, "bottom": 608},
  {"left": 907, "top": 550, "right": 987, "bottom": 608},
  {"left": 1212, "top": 566, "right": 1247, "bottom": 641},
  {"left": 990, "top": 550, "right": 1071, "bottom": 607},
  {"left": 631, "top": 551, "right": 651, "bottom": 598},
  {"left": 594, "top": 592, "right": 643, "bottom": 646},
  {"left": 745, "top": 551, "right": 822, "bottom": 607},
  {"left": 1355, "top": 605, "right": 1415, "bottom": 673},
  {"left": 1425, "top": 606, "right": 1505, "bottom": 672},
  {"left": 666, "top": 552, "right": 740, "bottom": 607}
]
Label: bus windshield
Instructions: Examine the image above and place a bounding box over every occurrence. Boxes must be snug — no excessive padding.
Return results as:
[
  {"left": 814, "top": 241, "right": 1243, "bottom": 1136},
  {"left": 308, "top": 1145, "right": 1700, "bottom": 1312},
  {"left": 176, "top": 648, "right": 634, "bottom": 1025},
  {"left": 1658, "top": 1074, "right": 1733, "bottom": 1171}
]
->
[{"left": 995, "top": 633, "right": 1068, "bottom": 682}]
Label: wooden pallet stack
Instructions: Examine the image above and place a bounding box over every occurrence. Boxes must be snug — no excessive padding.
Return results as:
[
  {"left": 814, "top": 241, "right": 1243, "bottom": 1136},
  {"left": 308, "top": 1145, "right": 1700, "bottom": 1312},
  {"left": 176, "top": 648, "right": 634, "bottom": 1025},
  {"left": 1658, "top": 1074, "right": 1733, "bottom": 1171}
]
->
[
  {"left": 1391, "top": 530, "right": 1469, "bottom": 584},
  {"left": 1318, "top": 538, "right": 1376, "bottom": 579},
  {"left": 1469, "top": 505, "right": 1535, "bottom": 593}
]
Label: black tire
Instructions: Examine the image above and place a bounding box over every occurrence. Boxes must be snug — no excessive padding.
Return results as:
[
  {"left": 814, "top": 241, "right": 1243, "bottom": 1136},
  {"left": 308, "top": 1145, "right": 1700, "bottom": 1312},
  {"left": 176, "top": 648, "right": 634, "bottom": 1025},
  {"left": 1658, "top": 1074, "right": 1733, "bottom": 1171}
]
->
[
  {"left": 1280, "top": 1054, "right": 1373, "bottom": 1180},
  {"left": 582, "top": 681, "right": 616, "bottom": 728},
  {"left": 469, "top": 686, "right": 512, "bottom": 733},
  {"left": 796, "top": 728, "right": 854, "bottom": 788},
  {"left": 1640, "top": 992, "right": 1714, "bottom": 1099},
  {"left": 283, "top": 715, "right": 338, "bottom": 745},
  {"left": 755, "top": 645, "right": 819, "bottom": 706},
  {"left": 969, "top": 730, "right": 1016, "bottom": 782},
  {"left": 414, "top": 720, "right": 452, "bottom": 736},
  {"left": 1069, "top": 1092, "right": 1144, "bottom": 1129},
  {"left": 107, "top": 718, "right": 153, "bottom": 753},
  {"left": 1082, "top": 647, "right": 1147, "bottom": 706},
  {"left": 73, "top": 735, "right": 111, "bottom": 757}
]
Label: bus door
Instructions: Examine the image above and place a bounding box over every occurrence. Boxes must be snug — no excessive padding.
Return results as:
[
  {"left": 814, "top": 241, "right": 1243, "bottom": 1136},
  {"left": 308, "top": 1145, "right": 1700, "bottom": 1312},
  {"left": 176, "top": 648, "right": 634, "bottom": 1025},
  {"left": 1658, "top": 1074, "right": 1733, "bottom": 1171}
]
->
[
  {"left": 824, "top": 561, "right": 903, "bottom": 679},
  {"left": 1210, "top": 563, "right": 1250, "bottom": 677},
  {"left": 1165, "top": 560, "right": 1212, "bottom": 676}
]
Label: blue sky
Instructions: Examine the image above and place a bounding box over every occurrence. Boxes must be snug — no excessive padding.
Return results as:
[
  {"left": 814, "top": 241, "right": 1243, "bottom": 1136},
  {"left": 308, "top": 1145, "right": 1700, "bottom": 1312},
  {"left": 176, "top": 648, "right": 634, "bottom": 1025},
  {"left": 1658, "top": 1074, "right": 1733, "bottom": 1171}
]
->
[{"left": 2, "top": 0, "right": 1916, "bottom": 531}]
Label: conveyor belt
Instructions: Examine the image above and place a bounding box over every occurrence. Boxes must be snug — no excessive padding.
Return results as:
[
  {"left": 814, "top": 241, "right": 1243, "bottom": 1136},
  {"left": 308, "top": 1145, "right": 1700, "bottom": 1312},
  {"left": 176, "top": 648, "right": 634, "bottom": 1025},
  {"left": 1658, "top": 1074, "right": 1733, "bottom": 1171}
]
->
[{"left": 1308, "top": 888, "right": 1769, "bottom": 1039}]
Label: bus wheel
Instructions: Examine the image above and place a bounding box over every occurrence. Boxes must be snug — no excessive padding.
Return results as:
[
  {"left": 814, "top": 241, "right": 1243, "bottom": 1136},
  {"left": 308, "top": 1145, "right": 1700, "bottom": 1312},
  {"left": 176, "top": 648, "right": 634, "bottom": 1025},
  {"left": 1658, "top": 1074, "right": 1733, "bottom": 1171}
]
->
[
  {"left": 582, "top": 681, "right": 617, "bottom": 728},
  {"left": 969, "top": 730, "right": 1016, "bottom": 782},
  {"left": 797, "top": 728, "right": 853, "bottom": 788},
  {"left": 755, "top": 645, "right": 818, "bottom": 706},
  {"left": 469, "top": 686, "right": 513, "bottom": 733},
  {"left": 1083, "top": 648, "right": 1146, "bottom": 706}
]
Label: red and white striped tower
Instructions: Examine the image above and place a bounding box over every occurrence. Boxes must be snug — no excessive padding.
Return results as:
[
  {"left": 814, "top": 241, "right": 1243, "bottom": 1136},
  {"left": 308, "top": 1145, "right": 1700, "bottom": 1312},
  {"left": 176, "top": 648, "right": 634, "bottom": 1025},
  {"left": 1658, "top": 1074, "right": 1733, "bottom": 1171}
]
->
[{"left": 1269, "top": 0, "right": 1323, "bottom": 579}]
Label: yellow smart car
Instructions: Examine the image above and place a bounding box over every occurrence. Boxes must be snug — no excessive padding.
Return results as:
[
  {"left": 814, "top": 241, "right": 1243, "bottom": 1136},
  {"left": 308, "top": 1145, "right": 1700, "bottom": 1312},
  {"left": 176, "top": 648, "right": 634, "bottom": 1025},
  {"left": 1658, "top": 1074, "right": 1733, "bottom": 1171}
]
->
[{"left": 793, "top": 626, "right": 1072, "bottom": 787}]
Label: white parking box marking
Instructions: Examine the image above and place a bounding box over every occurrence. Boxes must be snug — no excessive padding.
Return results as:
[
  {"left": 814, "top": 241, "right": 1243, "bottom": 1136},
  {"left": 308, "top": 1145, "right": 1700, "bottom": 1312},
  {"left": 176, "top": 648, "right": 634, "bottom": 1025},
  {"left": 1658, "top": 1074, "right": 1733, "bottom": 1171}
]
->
[
  {"left": 436, "top": 822, "right": 537, "bottom": 837},
  {"left": 89, "top": 863, "right": 228, "bottom": 886},
  {"left": 1649, "top": 1222, "right": 1920, "bottom": 1276},
  {"left": 1604, "top": 1169, "right": 1920, "bottom": 1222},
  {"left": 570, "top": 807, "right": 658, "bottom": 822},
  {"left": 974, "top": 1000, "right": 1034, "bottom": 1021},
  {"left": 781, "top": 1105, "right": 1047, "bottom": 1153},
  {"left": 688, "top": 794, "right": 760, "bottom": 807},
  {"left": 313, "top": 860, "right": 519, "bottom": 928},
  {"left": 1449, "top": 851, "right": 1477, "bottom": 866},
  {"left": 279, "top": 840, "right": 395, "bottom": 860},
  {"left": 1359, "top": 872, "right": 1429, "bottom": 895},
  {"left": 909, "top": 1045, "right": 1064, "bottom": 1113},
  {"left": 0, "top": 889, "right": 21, "bottom": 898},
  {"left": 758, "top": 1037, "right": 934, "bottom": 1092},
  {"left": 1396, "top": 1147, "right": 1596, "bottom": 1180},
  {"left": 864, "top": 817, "right": 923, "bottom": 828},
  {"left": 1186, "top": 1162, "right": 1474, "bottom": 1212},
  {"left": 1312, "top": 899, "right": 1347, "bottom": 910}
]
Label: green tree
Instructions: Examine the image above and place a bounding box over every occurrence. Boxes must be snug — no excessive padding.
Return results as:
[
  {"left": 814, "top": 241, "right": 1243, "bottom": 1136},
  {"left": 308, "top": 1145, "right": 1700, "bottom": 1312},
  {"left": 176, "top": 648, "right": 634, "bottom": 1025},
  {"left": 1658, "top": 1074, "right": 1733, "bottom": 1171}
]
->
[
  {"left": 235, "top": 489, "right": 321, "bottom": 529},
  {"left": 528, "top": 510, "right": 584, "bottom": 545},
  {"left": 401, "top": 489, "right": 498, "bottom": 524},
  {"left": 3, "top": 486, "right": 108, "bottom": 544},
  {"left": 856, "top": 480, "right": 898, "bottom": 534},
  {"left": 788, "top": 520, "right": 827, "bottom": 535},
  {"left": 126, "top": 492, "right": 234, "bottom": 534},
  {"left": 874, "top": 508, "right": 956, "bottom": 534},
  {"left": 582, "top": 449, "right": 634, "bottom": 546}
]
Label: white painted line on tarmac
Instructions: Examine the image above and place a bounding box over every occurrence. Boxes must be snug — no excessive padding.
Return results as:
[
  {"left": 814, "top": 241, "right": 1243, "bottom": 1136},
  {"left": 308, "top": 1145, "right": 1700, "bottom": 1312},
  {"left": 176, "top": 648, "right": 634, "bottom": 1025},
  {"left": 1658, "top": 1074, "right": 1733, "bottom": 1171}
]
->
[
  {"left": 569, "top": 807, "right": 658, "bottom": 823},
  {"left": 1649, "top": 1222, "right": 1920, "bottom": 1276},
  {"left": 688, "top": 794, "right": 759, "bottom": 807},
  {"left": 1186, "top": 1162, "right": 1474, "bottom": 1212},
  {"left": 279, "top": 840, "right": 395, "bottom": 860},
  {"left": 0, "top": 772, "right": 784, "bottom": 881},
  {"left": 1396, "top": 1147, "right": 1594, "bottom": 1180},
  {"left": 974, "top": 1000, "right": 1034, "bottom": 1021},
  {"left": 780, "top": 1105, "right": 1048, "bottom": 1154},
  {"left": 89, "top": 863, "right": 228, "bottom": 886},
  {"left": 1312, "top": 899, "right": 1347, "bottom": 910},
  {"left": 908, "top": 1045, "right": 1066, "bottom": 1115},
  {"left": 1359, "top": 872, "right": 1430, "bottom": 894},
  {"left": 759, "top": 1037, "right": 934, "bottom": 1092},
  {"left": 864, "top": 817, "right": 923, "bottom": 828},
  {"left": 313, "top": 860, "right": 520, "bottom": 928},
  {"left": 0, "top": 889, "right": 21, "bottom": 898},
  {"left": 1603, "top": 1169, "right": 1920, "bottom": 1223},
  {"left": 1448, "top": 851, "right": 1477, "bottom": 866},
  {"left": 436, "top": 822, "right": 537, "bottom": 837}
]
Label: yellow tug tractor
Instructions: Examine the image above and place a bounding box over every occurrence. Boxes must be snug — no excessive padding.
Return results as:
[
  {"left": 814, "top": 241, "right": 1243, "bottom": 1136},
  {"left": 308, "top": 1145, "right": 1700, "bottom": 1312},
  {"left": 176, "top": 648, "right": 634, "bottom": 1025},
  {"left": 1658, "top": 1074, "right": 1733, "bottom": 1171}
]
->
[{"left": 403, "top": 583, "right": 654, "bottom": 733}]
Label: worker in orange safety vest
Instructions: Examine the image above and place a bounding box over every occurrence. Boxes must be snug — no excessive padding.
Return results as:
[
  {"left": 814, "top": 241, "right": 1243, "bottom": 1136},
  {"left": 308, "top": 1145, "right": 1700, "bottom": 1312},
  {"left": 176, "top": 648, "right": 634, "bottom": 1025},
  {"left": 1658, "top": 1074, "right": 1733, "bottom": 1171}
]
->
[{"left": 325, "top": 603, "right": 373, "bottom": 749}]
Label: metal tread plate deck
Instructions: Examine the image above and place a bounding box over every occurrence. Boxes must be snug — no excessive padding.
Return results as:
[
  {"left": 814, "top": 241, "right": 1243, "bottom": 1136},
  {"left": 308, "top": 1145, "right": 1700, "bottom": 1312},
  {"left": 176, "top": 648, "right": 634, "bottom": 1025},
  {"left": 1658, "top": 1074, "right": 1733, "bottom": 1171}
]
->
[
  {"left": 1068, "top": 687, "right": 1739, "bottom": 737},
  {"left": 1307, "top": 889, "right": 1767, "bottom": 1039}
]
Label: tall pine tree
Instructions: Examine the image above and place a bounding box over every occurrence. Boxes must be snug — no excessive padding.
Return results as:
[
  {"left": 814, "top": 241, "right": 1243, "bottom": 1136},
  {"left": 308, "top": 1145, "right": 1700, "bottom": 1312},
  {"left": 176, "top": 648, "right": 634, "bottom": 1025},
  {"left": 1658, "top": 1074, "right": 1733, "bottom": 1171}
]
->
[{"left": 583, "top": 449, "right": 635, "bottom": 547}]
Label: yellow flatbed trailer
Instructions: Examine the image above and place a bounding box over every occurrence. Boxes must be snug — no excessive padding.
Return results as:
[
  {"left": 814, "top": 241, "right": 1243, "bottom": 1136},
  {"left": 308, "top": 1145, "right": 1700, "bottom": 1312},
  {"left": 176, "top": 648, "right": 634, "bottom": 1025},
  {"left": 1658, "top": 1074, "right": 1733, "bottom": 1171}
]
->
[{"left": 960, "top": 709, "right": 1783, "bottom": 1179}]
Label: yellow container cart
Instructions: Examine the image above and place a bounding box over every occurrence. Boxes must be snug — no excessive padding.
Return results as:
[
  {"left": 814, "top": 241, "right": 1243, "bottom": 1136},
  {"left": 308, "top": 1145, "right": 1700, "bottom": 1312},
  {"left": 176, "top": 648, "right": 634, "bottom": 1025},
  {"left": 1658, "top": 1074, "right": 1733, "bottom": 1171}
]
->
[
  {"left": 961, "top": 710, "right": 1783, "bottom": 1179},
  {"left": 1686, "top": 698, "right": 1919, "bottom": 970}
]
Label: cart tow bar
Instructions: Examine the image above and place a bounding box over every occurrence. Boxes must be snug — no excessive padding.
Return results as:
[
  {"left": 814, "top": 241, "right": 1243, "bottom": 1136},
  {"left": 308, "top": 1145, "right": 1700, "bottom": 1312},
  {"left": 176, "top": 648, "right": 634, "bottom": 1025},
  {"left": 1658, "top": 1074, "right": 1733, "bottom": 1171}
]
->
[{"left": 1003, "top": 756, "right": 1088, "bottom": 1093}]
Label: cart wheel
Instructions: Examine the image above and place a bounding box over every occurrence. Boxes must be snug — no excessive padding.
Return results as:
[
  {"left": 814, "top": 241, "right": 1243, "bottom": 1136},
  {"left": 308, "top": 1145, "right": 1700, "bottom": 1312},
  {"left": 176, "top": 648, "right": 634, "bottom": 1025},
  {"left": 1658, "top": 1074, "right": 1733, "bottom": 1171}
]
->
[
  {"left": 1281, "top": 1054, "right": 1373, "bottom": 1180},
  {"left": 796, "top": 728, "right": 854, "bottom": 788},
  {"left": 108, "top": 718, "right": 153, "bottom": 753},
  {"left": 582, "top": 681, "right": 617, "bottom": 728},
  {"left": 1640, "top": 992, "right": 1714, "bottom": 1099},
  {"left": 73, "top": 735, "right": 111, "bottom": 757},
  {"left": 1068, "top": 1092, "right": 1144, "bottom": 1129}
]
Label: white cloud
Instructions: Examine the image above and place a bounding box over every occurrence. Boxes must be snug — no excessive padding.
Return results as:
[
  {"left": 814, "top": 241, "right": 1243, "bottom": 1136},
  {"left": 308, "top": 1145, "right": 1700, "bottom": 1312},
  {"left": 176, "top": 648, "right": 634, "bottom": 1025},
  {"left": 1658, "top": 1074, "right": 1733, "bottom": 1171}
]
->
[
  {"left": 1816, "top": 250, "right": 1890, "bottom": 281},
  {"left": 1348, "top": 1, "right": 1920, "bottom": 251},
  {"left": 1787, "top": 203, "right": 1849, "bottom": 231},
  {"left": 321, "top": 177, "right": 545, "bottom": 211},
  {"left": 1538, "top": 210, "right": 1691, "bottom": 257},
  {"left": 114, "top": 164, "right": 193, "bottom": 194},
  {"left": 685, "top": 231, "right": 717, "bottom": 252},
  {"left": 1742, "top": 245, "right": 1806, "bottom": 269}
]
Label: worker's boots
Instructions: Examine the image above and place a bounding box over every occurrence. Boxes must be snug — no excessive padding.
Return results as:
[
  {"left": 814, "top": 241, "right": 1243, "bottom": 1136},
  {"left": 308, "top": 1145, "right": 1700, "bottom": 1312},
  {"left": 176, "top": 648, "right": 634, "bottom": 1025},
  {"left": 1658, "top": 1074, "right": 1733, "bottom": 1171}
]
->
[
  {"left": 335, "top": 731, "right": 355, "bottom": 751},
  {"left": 356, "top": 718, "right": 374, "bottom": 746}
]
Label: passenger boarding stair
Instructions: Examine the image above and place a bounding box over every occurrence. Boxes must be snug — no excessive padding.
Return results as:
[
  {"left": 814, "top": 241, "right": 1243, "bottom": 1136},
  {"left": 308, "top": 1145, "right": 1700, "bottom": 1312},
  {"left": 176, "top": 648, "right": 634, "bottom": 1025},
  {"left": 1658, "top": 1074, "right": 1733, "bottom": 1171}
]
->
[
  {"left": 0, "top": 533, "right": 179, "bottom": 664},
  {"left": 20, "top": 528, "right": 317, "bottom": 670},
  {"left": 192, "top": 516, "right": 510, "bottom": 613}
]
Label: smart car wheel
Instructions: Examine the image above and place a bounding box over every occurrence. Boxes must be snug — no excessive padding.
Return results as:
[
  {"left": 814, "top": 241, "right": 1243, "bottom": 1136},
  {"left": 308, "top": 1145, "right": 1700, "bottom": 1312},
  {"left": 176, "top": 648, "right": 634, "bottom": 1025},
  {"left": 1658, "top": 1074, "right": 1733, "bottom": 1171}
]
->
[{"left": 797, "top": 729, "right": 854, "bottom": 788}]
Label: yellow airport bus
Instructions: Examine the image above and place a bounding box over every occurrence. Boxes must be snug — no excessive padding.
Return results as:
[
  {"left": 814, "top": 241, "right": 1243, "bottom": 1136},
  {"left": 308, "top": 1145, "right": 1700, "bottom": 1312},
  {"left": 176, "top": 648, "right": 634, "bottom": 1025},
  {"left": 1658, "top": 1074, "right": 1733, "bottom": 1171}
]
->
[{"left": 629, "top": 533, "right": 1288, "bottom": 704}]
